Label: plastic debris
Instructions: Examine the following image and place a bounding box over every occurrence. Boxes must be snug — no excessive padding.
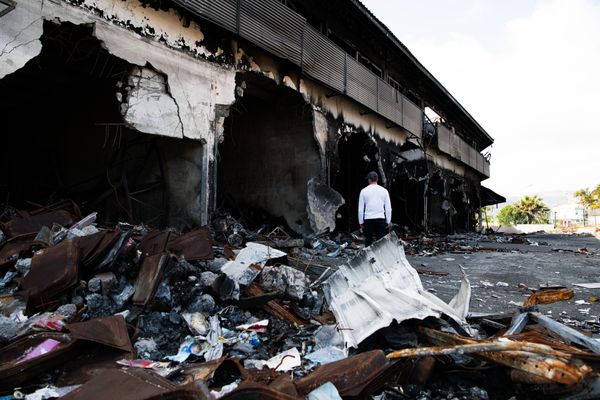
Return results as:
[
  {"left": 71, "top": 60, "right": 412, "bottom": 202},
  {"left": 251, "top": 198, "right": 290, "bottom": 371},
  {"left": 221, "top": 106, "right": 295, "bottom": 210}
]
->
[
  {"left": 307, "top": 382, "right": 343, "bottom": 400},
  {"left": 17, "top": 339, "right": 61, "bottom": 363},
  {"left": 235, "top": 319, "right": 269, "bottom": 333}
]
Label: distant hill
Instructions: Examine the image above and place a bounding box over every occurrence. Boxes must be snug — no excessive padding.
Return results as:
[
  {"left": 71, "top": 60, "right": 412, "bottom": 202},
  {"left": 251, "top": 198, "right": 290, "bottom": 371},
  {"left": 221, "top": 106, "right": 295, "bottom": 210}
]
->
[
  {"left": 503, "top": 190, "right": 576, "bottom": 208},
  {"left": 488, "top": 190, "right": 577, "bottom": 217}
]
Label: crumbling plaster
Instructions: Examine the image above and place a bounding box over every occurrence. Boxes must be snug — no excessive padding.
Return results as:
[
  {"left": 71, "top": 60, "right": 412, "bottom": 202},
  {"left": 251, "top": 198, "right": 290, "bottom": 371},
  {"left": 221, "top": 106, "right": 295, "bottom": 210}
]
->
[
  {"left": 0, "top": 0, "right": 485, "bottom": 229},
  {"left": 0, "top": 1, "right": 43, "bottom": 79},
  {"left": 0, "top": 0, "right": 236, "bottom": 148},
  {"left": 120, "top": 66, "right": 184, "bottom": 138}
]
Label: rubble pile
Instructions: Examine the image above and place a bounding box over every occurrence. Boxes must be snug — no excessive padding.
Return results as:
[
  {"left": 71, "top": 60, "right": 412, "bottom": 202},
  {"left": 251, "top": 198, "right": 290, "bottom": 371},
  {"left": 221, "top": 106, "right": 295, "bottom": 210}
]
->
[{"left": 1, "top": 204, "right": 600, "bottom": 399}]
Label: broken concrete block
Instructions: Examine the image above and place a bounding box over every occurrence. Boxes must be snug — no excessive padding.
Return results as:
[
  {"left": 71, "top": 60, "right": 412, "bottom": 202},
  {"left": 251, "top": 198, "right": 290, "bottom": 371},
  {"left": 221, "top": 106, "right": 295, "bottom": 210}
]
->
[
  {"left": 260, "top": 265, "right": 308, "bottom": 301},
  {"left": 112, "top": 284, "right": 135, "bottom": 308},
  {"left": 85, "top": 293, "right": 104, "bottom": 310},
  {"left": 186, "top": 293, "right": 216, "bottom": 314},
  {"left": 121, "top": 66, "right": 183, "bottom": 138},
  {"left": 199, "top": 271, "right": 218, "bottom": 288},
  {"left": 0, "top": 315, "right": 19, "bottom": 343},
  {"left": 55, "top": 304, "right": 77, "bottom": 321},
  {"left": 306, "top": 178, "right": 345, "bottom": 234},
  {"left": 88, "top": 272, "right": 117, "bottom": 295},
  {"left": 154, "top": 281, "right": 173, "bottom": 307},
  {"left": 207, "top": 258, "right": 228, "bottom": 273},
  {"left": 87, "top": 278, "right": 102, "bottom": 293}
]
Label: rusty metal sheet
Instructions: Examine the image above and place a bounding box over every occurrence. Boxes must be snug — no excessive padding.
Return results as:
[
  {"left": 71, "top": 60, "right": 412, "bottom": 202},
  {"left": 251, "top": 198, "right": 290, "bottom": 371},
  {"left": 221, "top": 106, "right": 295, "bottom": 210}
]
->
[
  {"left": 523, "top": 288, "right": 574, "bottom": 307},
  {"left": 269, "top": 374, "right": 299, "bottom": 398},
  {"left": 137, "top": 230, "right": 170, "bottom": 258},
  {"left": 510, "top": 369, "right": 555, "bottom": 385},
  {"left": 0, "top": 332, "right": 76, "bottom": 389},
  {"left": 21, "top": 239, "right": 80, "bottom": 310},
  {"left": 419, "top": 327, "right": 591, "bottom": 385},
  {"left": 144, "top": 388, "right": 209, "bottom": 400},
  {"left": 60, "top": 368, "right": 185, "bottom": 400},
  {"left": 294, "top": 350, "right": 392, "bottom": 397},
  {"left": 221, "top": 382, "right": 300, "bottom": 400},
  {"left": 132, "top": 252, "right": 171, "bottom": 306},
  {"left": 386, "top": 341, "right": 575, "bottom": 360},
  {"left": 0, "top": 235, "right": 43, "bottom": 269},
  {"left": 508, "top": 330, "right": 600, "bottom": 361},
  {"left": 75, "top": 229, "right": 121, "bottom": 271},
  {"left": 244, "top": 284, "right": 306, "bottom": 327},
  {"left": 0, "top": 317, "right": 134, "bottom": 389},
  {"left": 2, "top": 209, "right": 76, "bottom": 237},
  {"left": 181, "top": 357, "right": 249, "bottom": 385},
  {"left": 67, "top": 315, "right": 133, "bottom": 353},
  {"left": 168, "top": 228, "right": 213, "bottom": 261}
]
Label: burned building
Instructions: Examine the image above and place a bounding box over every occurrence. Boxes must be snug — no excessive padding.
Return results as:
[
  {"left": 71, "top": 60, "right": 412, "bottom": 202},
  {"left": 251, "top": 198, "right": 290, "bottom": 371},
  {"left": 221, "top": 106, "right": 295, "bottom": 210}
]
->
[{"left": 0, "top": 0, "right": 502, "bottom": 234}]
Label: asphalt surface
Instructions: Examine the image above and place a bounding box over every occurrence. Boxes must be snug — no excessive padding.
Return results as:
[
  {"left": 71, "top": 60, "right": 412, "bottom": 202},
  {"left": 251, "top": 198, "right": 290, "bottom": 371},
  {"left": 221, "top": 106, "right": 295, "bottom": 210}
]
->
[{"left": 406, "top": 233, "right": 600, "bottom": 326}]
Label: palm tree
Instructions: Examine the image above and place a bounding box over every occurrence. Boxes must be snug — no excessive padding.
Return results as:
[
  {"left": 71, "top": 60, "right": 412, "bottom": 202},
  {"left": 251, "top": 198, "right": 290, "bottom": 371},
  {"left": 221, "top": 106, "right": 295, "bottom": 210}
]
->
[{"left": 514, "top": 195, "right": 549, "bottom": 224}]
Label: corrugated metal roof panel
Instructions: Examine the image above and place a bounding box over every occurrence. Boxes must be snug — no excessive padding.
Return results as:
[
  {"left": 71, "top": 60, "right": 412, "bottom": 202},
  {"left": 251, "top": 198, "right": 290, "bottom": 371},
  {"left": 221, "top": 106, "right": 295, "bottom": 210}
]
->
[
  {"left": 461, "top": 139, "right": 470, "bottom": 166},
  {"left": 469, "top": 146, "right": 478, "bottom": 171},
  {"left": 437, "top": 125, "right": 451, "bottom": 155},
  {"left": 346, "top": 55, "right": 378, "bottom": 110},
  {"left": 302, "top": 25, "right": 345, "bottom": 92},
  {"left": 239, "top": 0, "right": 305, "bottom": 66},
  {"left": 377, "top": 79, "right": 402, "bottom": 125},
  {"left": 173, "top": 0, "right": 238, "bottom": 32},
  {"left": 401, "top": 96, "right": 422, "bottom": 137}
]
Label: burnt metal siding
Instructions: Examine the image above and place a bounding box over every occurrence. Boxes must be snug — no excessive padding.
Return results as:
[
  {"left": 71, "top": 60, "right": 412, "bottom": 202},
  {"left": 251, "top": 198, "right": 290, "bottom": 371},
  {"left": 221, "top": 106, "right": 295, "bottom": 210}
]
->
[
  {"left": 402, "top": 96, "right": 423, "bottom": 137},
  {"left": 170, "top": 1, "right": 494, "bottom": 174},
  {"left": 239, "top": 0, "right": 305, "bottom": 66},
  {"left": 437, "top": 124, "right": 452, "bottom": 155},
  {"left": 377, "top": 79, "right": 402, "bottom": 126},
  {"left": 450, "top": 134, "right": 461, "bottom": 161},
  {"left": 302, "top": 26, "right": 345, "bottom": 92},
  {"left": 483, "top": 158, "right": 490, "bottom": 177},
  {"left": 346, "top": 55, "right": 378, "bottom": 111},
  {"left": 437, "top": 125, "right": 488, "bottom": 176},
  {"left": 469, "top": 146, "right": 478, "bottom": 171},
  {"left": 173, "top": 0, "right": 238, "bottom": 32},
  {"left": 461, "top": 140, "right": 470, "bottom": 166},
  {"left": 173, "top": 0, "right": 426, "bottom": 139}
]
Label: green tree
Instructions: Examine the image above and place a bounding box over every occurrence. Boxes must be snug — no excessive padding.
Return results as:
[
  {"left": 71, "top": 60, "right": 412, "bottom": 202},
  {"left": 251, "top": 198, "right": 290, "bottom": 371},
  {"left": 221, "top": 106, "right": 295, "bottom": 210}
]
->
[
  {"left": 575, "top": 185, "right": 600, "bottom": 210},
  {"left": 497, "top": 195, "right": 550, "bottom": 225},
  {"left": 514, "top": 195, "right": 550, "bottom": 224},
  {"left": 497, "top": 204, "right": 526, "bottom": 225}
]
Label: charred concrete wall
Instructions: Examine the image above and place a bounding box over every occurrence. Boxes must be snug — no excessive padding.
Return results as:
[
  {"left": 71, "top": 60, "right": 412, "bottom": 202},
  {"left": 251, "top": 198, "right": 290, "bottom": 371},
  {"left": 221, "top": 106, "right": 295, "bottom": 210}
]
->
[
  {"left": 0, "top": 0, "right": 491, "bottom": 233},
  {"left": 217, "top": 81, "right": 322, "bottom": 233},
  {"left": 0, "top": 0, "right": 236, "bottom": 227}
]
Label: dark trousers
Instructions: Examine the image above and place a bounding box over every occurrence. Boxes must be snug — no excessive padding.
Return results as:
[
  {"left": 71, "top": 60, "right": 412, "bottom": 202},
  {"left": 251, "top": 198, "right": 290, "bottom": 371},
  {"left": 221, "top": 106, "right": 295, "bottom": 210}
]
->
[{"left": 363, "top": 218, "right": 387, "bottom": 247}]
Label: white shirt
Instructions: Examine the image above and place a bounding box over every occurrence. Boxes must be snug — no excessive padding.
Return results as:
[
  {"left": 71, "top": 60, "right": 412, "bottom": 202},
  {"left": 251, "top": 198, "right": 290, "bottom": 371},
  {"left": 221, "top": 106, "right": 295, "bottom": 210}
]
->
[{"left": 358, "top": 184, "right": 392, "bottom": 224}]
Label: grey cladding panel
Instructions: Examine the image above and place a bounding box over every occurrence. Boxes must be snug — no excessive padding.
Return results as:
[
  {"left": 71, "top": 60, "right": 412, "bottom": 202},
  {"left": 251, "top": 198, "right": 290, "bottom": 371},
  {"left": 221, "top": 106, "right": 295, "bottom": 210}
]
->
[
  {"left": 302, "top": 26, "right": 345, "bottom": 92},
  {"left": 402, "top": 96, "right": 422, "bottom": 137},
  {"left": 239, "top": 0, "right": 305, "bottom": 66},
  {"left": 461, "top": 140, "right": 470, "bottom": 165},
  {"left": 469, "top": 146, "right": 478, "bottom": 170},
  {"left": 173, "top": 0, "right": 238, "bottom": 32},
  {"left": 451, "top": 134, "right": 461, "bottom": 160},
  {"left": 377, "top": 79, "right": 402, "bottom": 125},
  {"left": 483, "top": 158, "right": 490, "bottom": 177},
  {"left": 477, "top": 153, "right": 484, "bottom": 173},
  {"left": 346, "top": 56, "right": 377, "bottom": 110},
  {"left": 437, "top": 125, "right": 451, "bottom": 155}
]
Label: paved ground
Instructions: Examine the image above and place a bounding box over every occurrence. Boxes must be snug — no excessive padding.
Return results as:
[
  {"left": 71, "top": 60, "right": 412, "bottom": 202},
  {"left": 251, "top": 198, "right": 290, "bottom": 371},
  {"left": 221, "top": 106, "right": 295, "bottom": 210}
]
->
[{"left": 406, "top": 233, "right": 600, "bottom": 328}]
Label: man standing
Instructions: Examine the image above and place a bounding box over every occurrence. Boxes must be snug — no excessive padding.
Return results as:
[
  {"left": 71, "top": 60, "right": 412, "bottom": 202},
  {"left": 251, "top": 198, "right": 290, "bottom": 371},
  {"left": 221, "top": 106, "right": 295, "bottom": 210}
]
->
[{"left": 358, "top": 171, "right": 392, "bottom": 247}]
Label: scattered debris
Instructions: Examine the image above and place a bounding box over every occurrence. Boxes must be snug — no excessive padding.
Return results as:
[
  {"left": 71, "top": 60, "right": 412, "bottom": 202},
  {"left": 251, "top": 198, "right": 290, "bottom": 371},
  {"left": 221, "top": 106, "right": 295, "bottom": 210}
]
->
[{"left": 1, "top": 203, "right": 600, "bottom": 399}]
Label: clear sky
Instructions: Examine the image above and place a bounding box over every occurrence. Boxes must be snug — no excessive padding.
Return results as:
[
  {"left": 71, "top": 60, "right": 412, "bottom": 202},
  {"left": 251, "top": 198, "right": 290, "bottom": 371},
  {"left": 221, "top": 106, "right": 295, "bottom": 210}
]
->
[{"left": 361, "top": 0, "right": 600, "bottom": 198}]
